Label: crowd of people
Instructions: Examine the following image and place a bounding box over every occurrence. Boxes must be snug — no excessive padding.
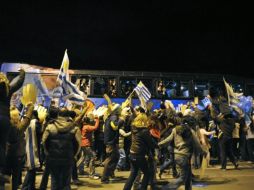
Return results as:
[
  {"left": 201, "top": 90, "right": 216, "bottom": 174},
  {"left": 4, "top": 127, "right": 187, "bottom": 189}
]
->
[{"left": 0, "top": 69, "right": 254, "bottom": 190}]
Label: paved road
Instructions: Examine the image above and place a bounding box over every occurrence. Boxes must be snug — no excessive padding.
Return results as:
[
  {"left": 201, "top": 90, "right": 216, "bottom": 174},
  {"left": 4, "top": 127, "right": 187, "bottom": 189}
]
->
[{"left": 5, "top": 161, "right": 254, "bottom": 190}]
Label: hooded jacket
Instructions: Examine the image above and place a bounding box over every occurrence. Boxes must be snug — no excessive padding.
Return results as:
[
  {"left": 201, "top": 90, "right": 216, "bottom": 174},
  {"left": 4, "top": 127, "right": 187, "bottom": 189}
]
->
[
  {"left": 130, "top": 113, "right": 156, "bottom": 157},
  {"left": 42, "top": 116, "right": 81, "bottom": 165}
]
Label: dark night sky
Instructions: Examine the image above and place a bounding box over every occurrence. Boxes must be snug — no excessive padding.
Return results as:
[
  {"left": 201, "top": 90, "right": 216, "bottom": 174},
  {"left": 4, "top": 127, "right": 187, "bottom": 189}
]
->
[{"left": 0, "top": 1, "right": 253, "bottom": 77}]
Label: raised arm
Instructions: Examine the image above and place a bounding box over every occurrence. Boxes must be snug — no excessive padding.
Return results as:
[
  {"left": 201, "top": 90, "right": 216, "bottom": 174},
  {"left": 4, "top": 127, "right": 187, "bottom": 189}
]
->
[
  {"left": 9, "top": 69, "right": 25, "bottom": 95},
  {"left": 84, "top": 118, "right": 100, "bottom": 132}
]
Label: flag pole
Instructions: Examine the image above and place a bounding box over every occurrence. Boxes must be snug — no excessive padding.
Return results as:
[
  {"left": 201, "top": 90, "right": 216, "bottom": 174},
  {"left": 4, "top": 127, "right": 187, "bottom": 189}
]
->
[{"left": 128, "top": 90, "right": 135, "bottom": 98}]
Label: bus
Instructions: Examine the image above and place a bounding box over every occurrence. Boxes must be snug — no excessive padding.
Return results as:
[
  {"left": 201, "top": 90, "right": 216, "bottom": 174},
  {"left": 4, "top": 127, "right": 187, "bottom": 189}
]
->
[{"left": 1, "top": 62, "right": 254, "bottom": 109}]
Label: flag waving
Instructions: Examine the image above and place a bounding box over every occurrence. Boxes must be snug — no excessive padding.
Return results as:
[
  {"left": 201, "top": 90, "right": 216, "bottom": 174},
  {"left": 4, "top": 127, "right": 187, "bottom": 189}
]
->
[
  {"left": 134, "top": 81, "right": 151, "bottom": 109},
  {"left": 223, "top": 78, "right": 242, "bottom": 106},
  {"left": 223, "top": 78, "right": 244, "bottom": 116},
  {"left": 57, "top": 49, "right": 70, "bottom": 84},
  {"left": 56, "top": 50, "right": 85, "bottom": 105}
]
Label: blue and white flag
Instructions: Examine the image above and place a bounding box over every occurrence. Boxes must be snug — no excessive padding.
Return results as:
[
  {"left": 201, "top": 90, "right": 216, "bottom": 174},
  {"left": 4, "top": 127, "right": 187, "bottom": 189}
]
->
[
  {"left": 57, "top": 49, "right": 70, "bottom": 84},
  {"left": 34, "top": 75, "right": 52, "bottom": 107},
  {"left": 134, "top": 81, "right": 151, "bottom": 109},
  {"left": 201, "top": 97, "right": 211, "bottom": 108},
  {"left": 56, "top": 50, "right": 85, "bottom": 105},
  {"left": 134, "top": 81, "right": 151, "bottom": 102}
]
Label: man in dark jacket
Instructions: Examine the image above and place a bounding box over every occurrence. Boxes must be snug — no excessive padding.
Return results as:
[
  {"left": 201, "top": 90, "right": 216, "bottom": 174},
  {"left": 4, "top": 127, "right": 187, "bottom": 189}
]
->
[
  {"left": 123, "top": 106, "right": 156, "bottom": 190},
  {"left": 42, "top": 109, "right": 81, "bottom": 190},
  {"left": 0, "top": 69, "right": 25, "bottom": 183},
  {"left": 210, "top": 96, "right": 238, "bottom": 170},
  {"left": 101, "top": 104, "right": 125, "bottom": 184}
]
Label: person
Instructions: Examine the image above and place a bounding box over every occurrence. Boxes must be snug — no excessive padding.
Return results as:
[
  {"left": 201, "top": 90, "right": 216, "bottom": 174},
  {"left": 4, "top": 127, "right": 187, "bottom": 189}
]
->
[
  {"left": 116, "top": 107, "right": 132, "bottom": 171},
  {"left": 159, "top": 121, "right": 178, "bottom": 179},
  {"left": 39, "top": 106, "right": 59, "bottom": 190},
  {"left": 199, "top": 124, "right": 216, "bottom": 167},
  {"left": 101, "top": 104, "right": 125, "bottom": 184},
  {"left": 123, "top": 106, "right": 156, "bottom": 190},
  {"left": 3, "top": 103, "right": 34, "bottom": 190},
  {"left": 42, "top": 109, "right": 81, "bottom": 190},
  {"left": 147, "top": 114, "right": 161, "bottom": 189},
  {"left": 94, "top": 116, "right": 106, "bottom": 166},
  {"left": 0, "top": 69, "right": 25, "bottom": 183},
  {"left": 22, "top": 110, "right": 41, "bottom": 190},
  {"left": 158, "top": 116, "right": 206, "bottom": 190},
  {"left": 210, "top": 96, "right": 239, "bottom": 170},
  {"left": 79, "top": 113, "right": 100, "bottom": 179}
]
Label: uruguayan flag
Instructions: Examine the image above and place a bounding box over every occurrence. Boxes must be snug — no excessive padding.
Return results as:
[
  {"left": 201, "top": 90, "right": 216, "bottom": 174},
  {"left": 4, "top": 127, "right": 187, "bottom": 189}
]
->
[
  {"left": 134, "top": 81, "right": 151, "bottom": 109},
  {"left": 134, "top": 81, "right": 151, "bottom": 102},
  {"left": 34, "top": 75, "right": 51, "bottom": 107},
  {"left": 57, "top": 50, "right": 85, "bottom": 105}
]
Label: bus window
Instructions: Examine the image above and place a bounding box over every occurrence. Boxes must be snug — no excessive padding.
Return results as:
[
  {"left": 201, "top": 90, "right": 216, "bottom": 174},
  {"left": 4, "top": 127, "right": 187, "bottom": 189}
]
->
[
  {"left": 71, "top": 76, "right": 91, "bottom": 96},
  {"left": 120, "top": 78, "right": 137, "bottom": 97},
  {"left": 155, "top": 79, "right": 181, "bottom": 98},
  {"left": 194, "top": 82, "right": 209, "bottom": 98},
  {"left": 93, "top": 77, "right": 108, "bottom": 96},
  {"left": 92, "top": 77, "right": 117, "bottom": 97},
  {"left": 164, "top": 80, "right": 179, "bottom": 98},
  {"left": 180, "top": 82, "right": 190, "bottom": 98},
  {"left": 80, "top": 77, "right": 91, "bottom": 96},
  {"left": 156, "top": 80, "right": 168, "bottom": 99},
  {"left": 108, "top": 78, "right": 117, "bottom": 97}
]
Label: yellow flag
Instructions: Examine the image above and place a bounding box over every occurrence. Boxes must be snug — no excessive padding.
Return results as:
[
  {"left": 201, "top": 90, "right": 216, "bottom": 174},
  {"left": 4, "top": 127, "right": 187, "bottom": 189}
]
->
[{"left": 21, "top": 84, "right": 37, "bottom": 106}]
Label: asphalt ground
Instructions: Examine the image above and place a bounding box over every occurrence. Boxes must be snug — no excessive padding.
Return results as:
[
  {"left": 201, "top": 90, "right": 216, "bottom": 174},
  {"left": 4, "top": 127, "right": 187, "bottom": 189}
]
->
[{"left": 4, "top": 161, "right": 254, "bottom": 190}]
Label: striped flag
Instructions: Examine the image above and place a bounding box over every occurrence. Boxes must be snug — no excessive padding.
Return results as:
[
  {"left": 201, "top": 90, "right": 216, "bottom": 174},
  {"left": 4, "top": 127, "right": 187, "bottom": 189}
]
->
[
  {"left": 57, "top": 50, "right": 85, "bottom": 105},
  {"left": 134, "top": 81, "right": 151, "bottom": 109},
  {"left": 134, "top": 81, "right": 151, "bottom": 102}
]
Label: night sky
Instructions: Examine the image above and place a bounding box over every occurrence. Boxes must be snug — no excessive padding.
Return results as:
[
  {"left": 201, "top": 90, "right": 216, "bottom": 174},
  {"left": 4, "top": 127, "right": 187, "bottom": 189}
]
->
[{"left": 0, "top": 1, "right": 253, "bottom": 77}]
